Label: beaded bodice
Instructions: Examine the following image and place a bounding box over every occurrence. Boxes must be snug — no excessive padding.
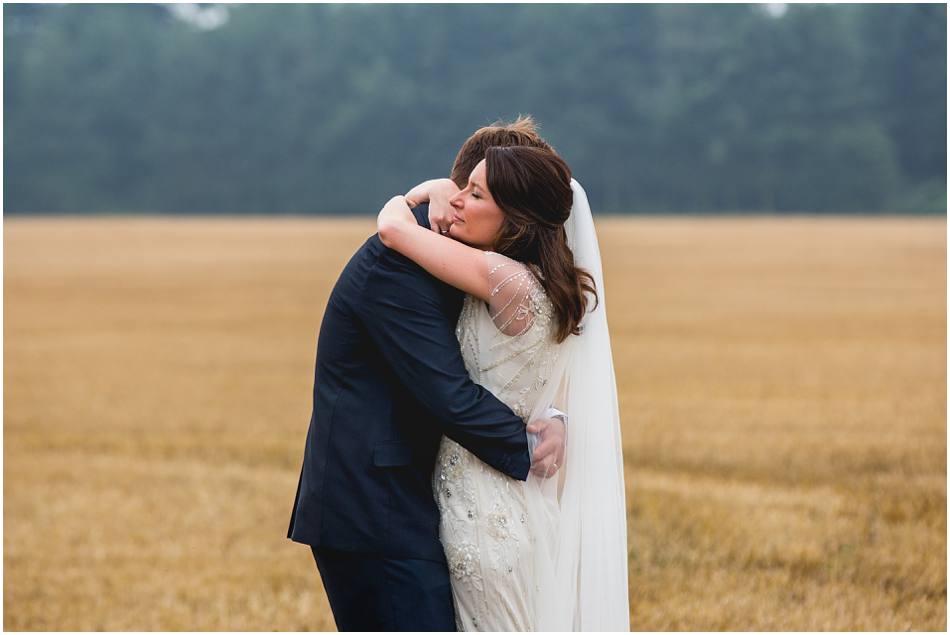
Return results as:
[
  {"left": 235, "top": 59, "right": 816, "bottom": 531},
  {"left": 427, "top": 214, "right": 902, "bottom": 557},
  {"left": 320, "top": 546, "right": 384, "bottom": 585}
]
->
[
  {"left": 432, "top": 251, "right": 560, "bottom": 631},
  {"left": 454, "top": 253, "right": 559, "bottom": 419}
]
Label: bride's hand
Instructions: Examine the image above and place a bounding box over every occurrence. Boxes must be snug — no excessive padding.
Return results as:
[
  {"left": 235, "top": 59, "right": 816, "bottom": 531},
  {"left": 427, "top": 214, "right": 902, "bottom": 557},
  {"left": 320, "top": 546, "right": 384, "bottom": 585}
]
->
[
  {"left": 405, "top": 178, "right": 460, "bottom": 235},
  {"left": 377, "top": 196, "right": 416, "bottom": 247}
]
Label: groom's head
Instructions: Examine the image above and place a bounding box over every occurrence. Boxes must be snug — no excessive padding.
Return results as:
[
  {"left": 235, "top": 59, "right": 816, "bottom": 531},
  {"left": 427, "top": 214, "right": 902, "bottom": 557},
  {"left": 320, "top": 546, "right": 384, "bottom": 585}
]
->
[{"left": 450, "top": 115, "right": 554, "bottom": 188}]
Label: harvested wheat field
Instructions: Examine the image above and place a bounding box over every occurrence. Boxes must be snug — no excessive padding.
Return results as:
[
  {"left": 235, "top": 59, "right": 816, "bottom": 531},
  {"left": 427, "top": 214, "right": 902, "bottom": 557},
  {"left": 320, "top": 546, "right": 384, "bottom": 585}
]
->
[{"left": 3, "top": 215, "right": 946, "bottom": 630}]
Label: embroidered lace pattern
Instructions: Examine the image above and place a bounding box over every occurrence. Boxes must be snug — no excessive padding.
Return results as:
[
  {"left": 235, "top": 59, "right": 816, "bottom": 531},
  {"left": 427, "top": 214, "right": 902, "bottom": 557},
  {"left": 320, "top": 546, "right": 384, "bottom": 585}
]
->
[{"left": 433, "top": 251, "right": 559, "bottom": 631}]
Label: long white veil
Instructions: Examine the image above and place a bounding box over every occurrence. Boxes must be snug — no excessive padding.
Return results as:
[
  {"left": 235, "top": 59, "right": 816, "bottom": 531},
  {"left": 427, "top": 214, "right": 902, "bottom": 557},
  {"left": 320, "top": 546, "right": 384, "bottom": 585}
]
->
[{"left": 525, "top": 179, "right": 630, "bottom": 630}]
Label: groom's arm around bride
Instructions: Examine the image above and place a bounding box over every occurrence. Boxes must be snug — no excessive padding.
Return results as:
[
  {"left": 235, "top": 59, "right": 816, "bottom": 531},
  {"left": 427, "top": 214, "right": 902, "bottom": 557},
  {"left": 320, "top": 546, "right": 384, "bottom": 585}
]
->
[
  {"left": 287, "top": 200, "right": 532, "bottom": 552},
  {"left": 288, "top": 199, "right": 559, "bottom": 631}
]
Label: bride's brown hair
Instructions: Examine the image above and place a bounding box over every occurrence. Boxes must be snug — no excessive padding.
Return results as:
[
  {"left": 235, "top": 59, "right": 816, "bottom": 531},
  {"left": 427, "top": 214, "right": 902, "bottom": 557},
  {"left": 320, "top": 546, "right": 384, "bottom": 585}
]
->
[{"left": 485, "top": 146, "right": 598, "bottom": 343}]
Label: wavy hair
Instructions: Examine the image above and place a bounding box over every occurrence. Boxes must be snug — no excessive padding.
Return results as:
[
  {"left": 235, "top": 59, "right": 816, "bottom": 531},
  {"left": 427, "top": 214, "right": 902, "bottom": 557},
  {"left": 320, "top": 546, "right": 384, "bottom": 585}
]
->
[{"left": 485, "top": 146, "right": 599, "bottom": 343}]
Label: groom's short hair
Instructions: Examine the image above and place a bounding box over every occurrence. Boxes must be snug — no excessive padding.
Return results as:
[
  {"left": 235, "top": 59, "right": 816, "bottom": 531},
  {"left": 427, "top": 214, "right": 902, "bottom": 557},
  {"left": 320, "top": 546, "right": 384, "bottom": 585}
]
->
[{"left": 450, "top": 115, "right": 554, "bottom": 188}]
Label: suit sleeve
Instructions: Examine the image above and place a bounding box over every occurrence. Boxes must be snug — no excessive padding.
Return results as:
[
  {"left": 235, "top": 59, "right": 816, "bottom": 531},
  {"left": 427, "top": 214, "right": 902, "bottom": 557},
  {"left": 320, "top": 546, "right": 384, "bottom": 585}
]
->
[{"left": 357, "top": 248, "right": 531, "bottom": 481}]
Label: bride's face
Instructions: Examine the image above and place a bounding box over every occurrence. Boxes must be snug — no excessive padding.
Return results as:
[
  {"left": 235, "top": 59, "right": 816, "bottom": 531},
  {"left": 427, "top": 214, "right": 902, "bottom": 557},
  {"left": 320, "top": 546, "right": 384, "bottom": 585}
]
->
[{"left": 447, "top": 159, "right": 505, "bottom": 250}]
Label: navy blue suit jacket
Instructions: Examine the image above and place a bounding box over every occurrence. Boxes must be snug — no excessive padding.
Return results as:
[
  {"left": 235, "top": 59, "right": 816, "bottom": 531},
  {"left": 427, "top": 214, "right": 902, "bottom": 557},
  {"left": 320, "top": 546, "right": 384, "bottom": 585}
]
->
[{"left": 288, "top": 204, "right": 530, "bottom": 563}]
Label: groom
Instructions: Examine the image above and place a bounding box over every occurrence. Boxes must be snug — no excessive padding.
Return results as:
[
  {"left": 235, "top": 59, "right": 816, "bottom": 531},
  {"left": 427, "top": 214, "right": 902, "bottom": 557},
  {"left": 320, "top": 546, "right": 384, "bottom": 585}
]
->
[{"left": 287, "top": 117, "right": 565, "bottom": 631}]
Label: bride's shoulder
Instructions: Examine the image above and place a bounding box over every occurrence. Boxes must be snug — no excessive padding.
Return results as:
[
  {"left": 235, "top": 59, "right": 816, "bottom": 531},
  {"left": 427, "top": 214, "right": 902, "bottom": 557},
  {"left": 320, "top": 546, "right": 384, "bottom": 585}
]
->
[
  {"left": 484, "top": 251, "right": 553, "bottom": 337},
  {"left": 485, "top": 250, "right": 532, "bottom": 279}
]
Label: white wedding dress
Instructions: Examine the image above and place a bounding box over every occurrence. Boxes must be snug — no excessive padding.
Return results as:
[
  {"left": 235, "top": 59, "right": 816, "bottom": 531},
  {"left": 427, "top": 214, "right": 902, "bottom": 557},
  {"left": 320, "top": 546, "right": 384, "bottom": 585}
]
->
[
  {"left": 433, "top": 180, "right": 630, "bottom": 632},
  {"left": 433, "top": 251, "right": 561, "bottom": 631}
]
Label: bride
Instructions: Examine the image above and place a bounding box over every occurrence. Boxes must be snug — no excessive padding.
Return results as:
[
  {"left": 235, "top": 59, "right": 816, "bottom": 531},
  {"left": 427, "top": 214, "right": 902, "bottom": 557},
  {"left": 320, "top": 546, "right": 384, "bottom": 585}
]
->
[{"left": 377, "top": 145, "right": 628, "bottom": 631}]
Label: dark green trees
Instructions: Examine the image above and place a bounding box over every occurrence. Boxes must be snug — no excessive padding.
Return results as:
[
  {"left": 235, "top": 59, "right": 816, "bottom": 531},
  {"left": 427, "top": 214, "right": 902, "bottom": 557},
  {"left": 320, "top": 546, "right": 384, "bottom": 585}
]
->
[{"left": 4, "top": 3, "right": 946, "bottom": 214}]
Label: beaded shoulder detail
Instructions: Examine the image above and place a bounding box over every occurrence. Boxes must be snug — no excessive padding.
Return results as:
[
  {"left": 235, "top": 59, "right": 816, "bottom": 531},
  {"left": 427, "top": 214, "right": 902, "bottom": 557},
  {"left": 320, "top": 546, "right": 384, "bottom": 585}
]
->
[{"left": 485, "top": 251, "right": 552, "bottom": 338}]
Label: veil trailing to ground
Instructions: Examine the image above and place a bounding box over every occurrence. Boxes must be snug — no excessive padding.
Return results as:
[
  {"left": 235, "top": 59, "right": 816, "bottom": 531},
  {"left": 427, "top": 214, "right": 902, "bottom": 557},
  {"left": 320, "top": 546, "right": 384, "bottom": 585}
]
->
[{"left": 524, "top": 179, "right": 630, "bottom": 631}]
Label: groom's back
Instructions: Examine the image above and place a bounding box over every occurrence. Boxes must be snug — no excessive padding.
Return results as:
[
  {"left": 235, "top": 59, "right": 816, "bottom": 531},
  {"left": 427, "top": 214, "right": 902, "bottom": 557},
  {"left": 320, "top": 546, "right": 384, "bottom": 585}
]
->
[{"left": 287, "top": 204, "right": 465, "bottom": 562}]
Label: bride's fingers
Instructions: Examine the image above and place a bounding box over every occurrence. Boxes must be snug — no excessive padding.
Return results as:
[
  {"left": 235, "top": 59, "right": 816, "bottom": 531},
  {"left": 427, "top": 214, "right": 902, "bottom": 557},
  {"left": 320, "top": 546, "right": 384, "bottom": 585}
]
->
[{"left": 432, "top": 217, "right": 452, "bottom": 236}]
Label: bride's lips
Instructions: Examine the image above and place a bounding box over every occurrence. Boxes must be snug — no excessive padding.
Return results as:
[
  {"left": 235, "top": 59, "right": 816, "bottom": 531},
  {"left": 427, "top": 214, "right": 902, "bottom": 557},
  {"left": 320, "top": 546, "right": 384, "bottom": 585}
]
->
[{"left": 452, "top": 213, "right": 464, "bottom": 224}]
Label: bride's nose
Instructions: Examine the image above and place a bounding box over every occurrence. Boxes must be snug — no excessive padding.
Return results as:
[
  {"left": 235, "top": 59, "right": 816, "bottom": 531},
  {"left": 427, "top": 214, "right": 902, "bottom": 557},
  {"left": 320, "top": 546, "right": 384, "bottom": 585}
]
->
[{"left": 449, "top": 193, "right": 463, "bottom": 210}]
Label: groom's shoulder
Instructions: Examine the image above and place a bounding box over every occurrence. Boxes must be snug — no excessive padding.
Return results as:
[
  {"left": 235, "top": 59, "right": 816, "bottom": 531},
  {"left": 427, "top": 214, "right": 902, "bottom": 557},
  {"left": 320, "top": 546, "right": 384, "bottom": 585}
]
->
[
  {"left": 353, "top": 202, "right": 429, "bottom": 258},
  {"left": 360, "top": 203, "right": 462, "bottom": 304},
  {"left": 362, "top": 202, "right": 430, "bottom": 254},
  {"left": 370, "top": 202, "right": 431, "bottom": 263},
  {"left": 356, "top": 202, "right": 434, "bottom": 278}
]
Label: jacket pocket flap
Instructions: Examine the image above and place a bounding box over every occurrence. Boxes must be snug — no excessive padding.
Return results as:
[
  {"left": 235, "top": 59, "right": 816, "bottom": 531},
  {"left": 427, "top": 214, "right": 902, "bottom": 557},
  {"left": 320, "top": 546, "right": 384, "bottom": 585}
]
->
[{"left": 373, "top": 441, "right": 413, "bottom": 467}]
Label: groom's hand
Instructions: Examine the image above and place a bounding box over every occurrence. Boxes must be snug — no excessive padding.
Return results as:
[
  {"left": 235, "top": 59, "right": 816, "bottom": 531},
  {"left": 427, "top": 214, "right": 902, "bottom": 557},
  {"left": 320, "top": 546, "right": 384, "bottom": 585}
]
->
[{"left": 527, "top": 417, "right": 566, "bottom": 478}]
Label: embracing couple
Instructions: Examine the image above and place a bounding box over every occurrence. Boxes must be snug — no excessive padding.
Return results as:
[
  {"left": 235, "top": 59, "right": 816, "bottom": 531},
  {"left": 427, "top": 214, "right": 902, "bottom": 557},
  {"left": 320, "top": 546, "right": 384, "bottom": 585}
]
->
[{"left": 288, "top": 117, "right": 628, "bottom": 631}]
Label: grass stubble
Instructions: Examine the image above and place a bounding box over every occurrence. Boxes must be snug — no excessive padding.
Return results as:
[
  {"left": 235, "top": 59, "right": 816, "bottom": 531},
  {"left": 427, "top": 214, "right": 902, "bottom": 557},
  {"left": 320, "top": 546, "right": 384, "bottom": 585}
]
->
[{"left": 3, "top": 214, "right": 946, "bottom": 630}]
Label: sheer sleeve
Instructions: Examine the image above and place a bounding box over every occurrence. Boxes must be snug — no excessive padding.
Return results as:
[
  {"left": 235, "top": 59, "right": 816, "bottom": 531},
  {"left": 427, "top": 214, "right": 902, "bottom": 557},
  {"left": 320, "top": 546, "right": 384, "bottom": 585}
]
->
[{"left": 485, "top": 250, "right": 544, "bottom": 337}]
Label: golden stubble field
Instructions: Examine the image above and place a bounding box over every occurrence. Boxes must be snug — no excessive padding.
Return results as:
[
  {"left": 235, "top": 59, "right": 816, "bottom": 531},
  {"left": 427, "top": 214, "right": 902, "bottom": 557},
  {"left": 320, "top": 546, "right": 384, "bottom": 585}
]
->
[{"left": 3, "top": 215, "right": 946, "bottom": 630}]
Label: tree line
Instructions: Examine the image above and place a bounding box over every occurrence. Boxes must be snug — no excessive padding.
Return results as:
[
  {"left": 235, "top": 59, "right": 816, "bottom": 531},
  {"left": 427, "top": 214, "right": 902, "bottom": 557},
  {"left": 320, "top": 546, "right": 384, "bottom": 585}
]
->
[{"left": 4, "top": 3, "right": 946, "bottom": 214}]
